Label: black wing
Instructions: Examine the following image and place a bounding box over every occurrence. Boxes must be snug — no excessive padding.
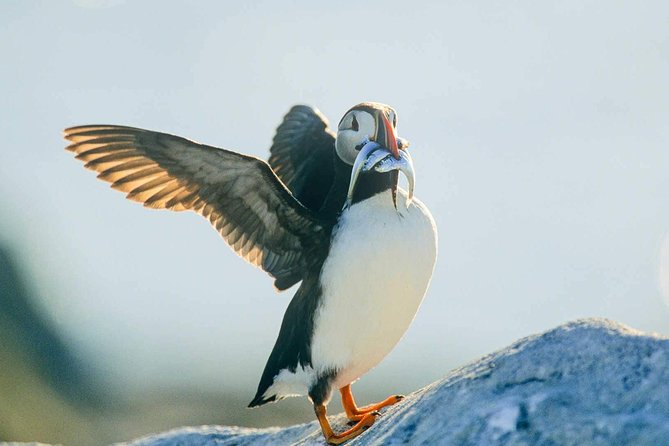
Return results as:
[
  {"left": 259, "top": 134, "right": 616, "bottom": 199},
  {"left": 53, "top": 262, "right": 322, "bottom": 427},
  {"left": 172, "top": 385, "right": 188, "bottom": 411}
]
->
[
  {"left": 248, "top": 274, "right": 321, "bottom": 407},
  {"left": 65, "top": 125, "right": 327, "bottom": 290},
  {"left": 268, "top": 105, "right": 336, "bottom": 212}
]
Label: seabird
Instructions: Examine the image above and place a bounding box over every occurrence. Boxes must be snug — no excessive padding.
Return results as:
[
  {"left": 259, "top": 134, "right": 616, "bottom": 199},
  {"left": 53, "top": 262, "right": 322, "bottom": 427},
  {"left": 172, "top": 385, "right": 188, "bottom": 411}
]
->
[{"left": 64, "top": 102, "right": 437, "bottom": 444}]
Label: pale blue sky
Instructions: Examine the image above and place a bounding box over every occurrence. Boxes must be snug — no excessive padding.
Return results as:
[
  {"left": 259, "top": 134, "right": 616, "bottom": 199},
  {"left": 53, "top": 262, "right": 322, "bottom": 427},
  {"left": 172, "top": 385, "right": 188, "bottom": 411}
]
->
[{"left": 1, "top": 0, "right": 668, "bottom": 402}]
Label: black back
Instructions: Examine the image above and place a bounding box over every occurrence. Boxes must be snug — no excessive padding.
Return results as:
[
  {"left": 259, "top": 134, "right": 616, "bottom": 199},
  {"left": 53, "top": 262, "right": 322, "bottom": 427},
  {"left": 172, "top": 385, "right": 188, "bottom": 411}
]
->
[{"left": 248, "top": 273, "right": 323, "bottom": 407}]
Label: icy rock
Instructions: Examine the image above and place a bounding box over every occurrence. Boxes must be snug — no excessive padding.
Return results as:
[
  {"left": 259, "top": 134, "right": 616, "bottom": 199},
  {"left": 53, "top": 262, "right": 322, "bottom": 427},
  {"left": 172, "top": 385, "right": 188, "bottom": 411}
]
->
[{"left": 123, "top": 319, "right": 669, "bottom": 445}]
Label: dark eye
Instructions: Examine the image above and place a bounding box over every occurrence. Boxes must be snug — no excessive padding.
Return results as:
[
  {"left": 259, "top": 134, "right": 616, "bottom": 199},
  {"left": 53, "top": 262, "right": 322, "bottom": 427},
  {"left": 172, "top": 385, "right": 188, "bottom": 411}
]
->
[{"left": 351, "top": 114, "right": 359, "bottom": 131}]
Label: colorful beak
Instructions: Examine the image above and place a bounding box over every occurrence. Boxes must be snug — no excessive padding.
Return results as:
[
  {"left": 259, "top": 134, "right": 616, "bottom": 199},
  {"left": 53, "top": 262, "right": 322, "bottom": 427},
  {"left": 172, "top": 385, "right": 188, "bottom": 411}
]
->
[{"left": 373, "top": 112, "right": 400, "bottom": 159}]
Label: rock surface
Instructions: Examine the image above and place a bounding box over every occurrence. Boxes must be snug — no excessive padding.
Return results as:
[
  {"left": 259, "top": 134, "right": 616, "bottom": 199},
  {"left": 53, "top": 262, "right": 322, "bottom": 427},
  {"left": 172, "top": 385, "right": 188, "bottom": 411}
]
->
[{"left": 123, "top": 319, "right": 669, "bottom": 445}]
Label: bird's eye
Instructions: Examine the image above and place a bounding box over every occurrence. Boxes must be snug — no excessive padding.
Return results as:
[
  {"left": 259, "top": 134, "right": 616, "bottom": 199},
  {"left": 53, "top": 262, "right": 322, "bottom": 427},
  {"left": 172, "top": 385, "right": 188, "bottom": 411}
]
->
[{"left": 351, "top": 114, "right": 359, "bottom": 131}]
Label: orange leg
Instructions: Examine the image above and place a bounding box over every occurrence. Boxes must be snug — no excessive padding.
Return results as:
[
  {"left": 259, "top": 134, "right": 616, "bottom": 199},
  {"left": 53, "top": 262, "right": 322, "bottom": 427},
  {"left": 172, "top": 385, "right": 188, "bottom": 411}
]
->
[
  {"left": 340, "top": 384, "right": 404, "bottom": 422},
  {"left": 315, "top": 403, "right": 377, "bottom": 445}
]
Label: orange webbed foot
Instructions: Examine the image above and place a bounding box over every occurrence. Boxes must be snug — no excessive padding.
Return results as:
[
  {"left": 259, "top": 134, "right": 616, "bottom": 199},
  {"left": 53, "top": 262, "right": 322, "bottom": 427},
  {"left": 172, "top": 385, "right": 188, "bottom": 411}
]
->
[
  {"left": 315, "top": 403, "right": 377, "bottom": 444},
  {"left": 340, "top": 385, "right": 405, "bottom": 421}
]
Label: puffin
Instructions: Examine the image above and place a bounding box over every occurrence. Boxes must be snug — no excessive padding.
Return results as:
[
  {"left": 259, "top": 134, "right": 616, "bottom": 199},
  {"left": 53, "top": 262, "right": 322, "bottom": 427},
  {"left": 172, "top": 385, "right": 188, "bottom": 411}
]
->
[{"left": 64, "top": 102, "right": 437, "bottom": 444}]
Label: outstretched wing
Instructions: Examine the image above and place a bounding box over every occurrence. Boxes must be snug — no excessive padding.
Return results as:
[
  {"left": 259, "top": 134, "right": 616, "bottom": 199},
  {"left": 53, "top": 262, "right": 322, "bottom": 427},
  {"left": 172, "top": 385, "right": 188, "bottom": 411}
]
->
[
  {"left": 268, "top": 105, "right": 336, "bottom": 212},
  {"left": 65, "top": 125, "right": 327, "bottom": 290}
]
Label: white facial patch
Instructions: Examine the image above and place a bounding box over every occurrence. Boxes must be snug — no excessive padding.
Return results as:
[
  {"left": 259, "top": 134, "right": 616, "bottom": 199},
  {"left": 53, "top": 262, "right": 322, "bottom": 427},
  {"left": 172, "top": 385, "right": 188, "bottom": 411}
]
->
[{"left": 335, "top": 111, "right": 376, "bottom": 165}]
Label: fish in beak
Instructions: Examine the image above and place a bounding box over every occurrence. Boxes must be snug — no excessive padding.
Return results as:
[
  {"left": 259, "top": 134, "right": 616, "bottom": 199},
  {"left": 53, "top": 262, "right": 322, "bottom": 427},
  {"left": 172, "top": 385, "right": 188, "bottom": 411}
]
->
[{"left": 345, "top": 112, "right": 415, "bottom": 209}]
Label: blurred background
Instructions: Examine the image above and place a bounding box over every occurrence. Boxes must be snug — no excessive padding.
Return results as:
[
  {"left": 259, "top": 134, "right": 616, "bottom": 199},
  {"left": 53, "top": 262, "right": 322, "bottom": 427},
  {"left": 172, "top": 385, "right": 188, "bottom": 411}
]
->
[{"left": 1, "top": 0, "right": 668, "bottom": 444}]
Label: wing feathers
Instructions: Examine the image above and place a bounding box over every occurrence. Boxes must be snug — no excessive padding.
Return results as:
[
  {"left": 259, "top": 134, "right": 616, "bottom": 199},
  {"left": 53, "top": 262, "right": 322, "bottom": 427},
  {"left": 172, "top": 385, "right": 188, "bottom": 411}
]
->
[
  {"left": 268, "top": 105, "right": 336, "bottom": 212},
  {"left": 65, "top": 125, "right": 326, "bottom": 289}
]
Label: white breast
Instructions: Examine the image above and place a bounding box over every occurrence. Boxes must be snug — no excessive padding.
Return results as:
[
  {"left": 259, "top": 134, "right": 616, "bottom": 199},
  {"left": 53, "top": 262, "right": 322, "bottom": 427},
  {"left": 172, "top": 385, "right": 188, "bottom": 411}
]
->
[{"left": 311, "top": 189, "right": 437, "bottom": 391}]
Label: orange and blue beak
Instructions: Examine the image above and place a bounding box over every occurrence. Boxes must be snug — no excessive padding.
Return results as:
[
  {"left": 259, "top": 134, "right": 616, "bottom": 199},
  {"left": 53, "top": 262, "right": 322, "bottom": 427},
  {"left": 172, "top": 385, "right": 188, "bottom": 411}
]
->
[{"left": 373, "top": 112, "right": 400, "bottom": 160}]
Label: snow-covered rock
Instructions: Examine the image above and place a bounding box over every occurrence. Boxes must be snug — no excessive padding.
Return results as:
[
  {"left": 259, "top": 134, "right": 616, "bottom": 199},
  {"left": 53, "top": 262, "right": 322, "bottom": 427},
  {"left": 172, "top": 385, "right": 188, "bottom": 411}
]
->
[{"left": 123, "top": 319, "right": 669, "bottom": 445}]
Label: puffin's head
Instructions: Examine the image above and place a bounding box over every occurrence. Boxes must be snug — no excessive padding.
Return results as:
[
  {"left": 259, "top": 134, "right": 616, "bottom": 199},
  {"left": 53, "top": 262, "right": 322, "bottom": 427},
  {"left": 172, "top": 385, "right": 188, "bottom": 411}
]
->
[{"left": 336, "top": 102, "right": 414, "bottom": 209}]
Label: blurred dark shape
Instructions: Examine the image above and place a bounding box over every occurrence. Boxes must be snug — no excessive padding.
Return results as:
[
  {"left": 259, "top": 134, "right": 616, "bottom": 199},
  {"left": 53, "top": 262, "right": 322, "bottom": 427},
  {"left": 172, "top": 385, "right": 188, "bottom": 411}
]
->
[
  {"left": 0, "top": 244, "right": 101, "bottom": 407},
  {"left": 0, "top": 242, "right": 312, "bottom": 444},
  {"left": 0, "top": 243, "right": 100, "bottom": 443}
]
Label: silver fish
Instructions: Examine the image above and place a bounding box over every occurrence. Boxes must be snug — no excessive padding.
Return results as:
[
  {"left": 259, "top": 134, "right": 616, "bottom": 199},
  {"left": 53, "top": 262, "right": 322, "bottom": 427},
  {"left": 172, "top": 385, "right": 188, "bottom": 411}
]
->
[
  {"left": 345, "top": 139, "right": 381, "bottom": 209},
  {"left": 345, "top": 140, "right": 416, "bottom": 209},
  {"left": 365, "top": 149, "right": 415, "bottom": 208}
]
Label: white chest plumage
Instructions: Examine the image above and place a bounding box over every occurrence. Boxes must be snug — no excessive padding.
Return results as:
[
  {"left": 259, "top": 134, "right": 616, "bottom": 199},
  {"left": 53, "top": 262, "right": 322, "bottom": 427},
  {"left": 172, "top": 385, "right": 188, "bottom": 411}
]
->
[
  {"left": 263, "top": 190, "right": 437, "bottom": 402},
  {"left": 312, "top": 190, "right": 437, "bottom": 390}
]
